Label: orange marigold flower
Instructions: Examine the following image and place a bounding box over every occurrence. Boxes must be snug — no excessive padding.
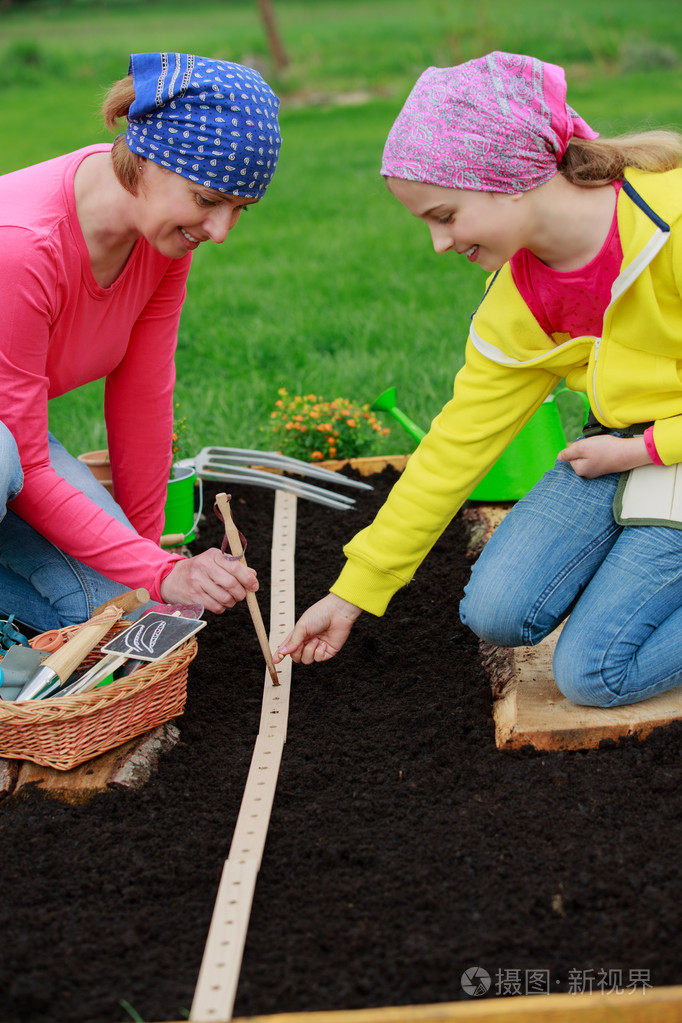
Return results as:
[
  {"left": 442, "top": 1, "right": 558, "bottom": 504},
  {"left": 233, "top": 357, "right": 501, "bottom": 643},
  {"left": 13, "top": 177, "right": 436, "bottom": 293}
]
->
[
  {"left": 346, "top": 418, "right": 356, "bottom": 428},
  {"left": 311, "top": 450, "right": 324, "bottom": 461},
  {"left": 285, "top": 422, "right": 294, "bottom": 430}
]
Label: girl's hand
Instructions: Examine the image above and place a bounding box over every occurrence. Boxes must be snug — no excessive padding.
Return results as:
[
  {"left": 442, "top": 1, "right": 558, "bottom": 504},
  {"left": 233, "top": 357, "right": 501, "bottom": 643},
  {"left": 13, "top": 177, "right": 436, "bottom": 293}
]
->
[
  {"left": 273, "top": 593, "right": 363, "bottom": 665},
  {"left": 160, "top": 548, "right": 258, "bottom": 612},
  {"left": 557, "top": 434, "right": 652, "bottom": 478}
]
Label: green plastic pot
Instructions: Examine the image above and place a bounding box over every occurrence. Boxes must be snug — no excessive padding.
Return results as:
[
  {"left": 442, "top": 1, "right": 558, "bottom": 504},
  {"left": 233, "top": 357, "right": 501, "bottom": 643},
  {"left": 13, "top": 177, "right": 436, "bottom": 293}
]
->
[{"left": 163, "top": 463, "right": 203, "bottom": 543}]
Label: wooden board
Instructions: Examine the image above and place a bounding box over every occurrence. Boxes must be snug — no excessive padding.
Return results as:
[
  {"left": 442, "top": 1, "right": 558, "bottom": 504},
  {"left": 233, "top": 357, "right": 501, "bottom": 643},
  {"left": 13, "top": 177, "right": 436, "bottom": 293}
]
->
[
  {"left": 488, "top": 630, "right": 682, "bottom": 751},
  {"left": 165, "top": 983, "right": 682, "bottom": 1023},
  {"left": 319, "top": 453, "right": 411, "bottom": 475},
  {"left": 466, "top": 504, "right": 682, "bottom": 751}
]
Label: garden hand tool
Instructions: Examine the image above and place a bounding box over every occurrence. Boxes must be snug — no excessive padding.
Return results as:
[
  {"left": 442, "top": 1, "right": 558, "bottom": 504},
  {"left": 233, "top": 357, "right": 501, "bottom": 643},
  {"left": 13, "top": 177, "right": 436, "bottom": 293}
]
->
[
  {"left": 20, "top": 589, "right": 153, "bottom": 695},
  {"left": 0, "top": 645, "right": 50, "bottom": 700},
  {"left": 25, "top": 590, "right": 151, "bottom": 659},
  {"left": 214, "top": 491, "right": 280, "bottom": 686},
  {"left": 15, "top": 605, "right": 123, "bottom": 701},
  {"left": 0, "top": 614, "right": 30, "bottom": 650},
  {"left": 55, "top": 610, "right": 207, "bottom": 697},
  {"left": 160, "top": 533, "right": 186, "bottom": 547},
  {"left": 371, "top": 387, "right": 426, "bottom": 443},
  {"left": 93, "top": 588, "right": 150, "bottom": 616},
  {"left": 192, "top": 447, "right": 373, "bottom": 510}
]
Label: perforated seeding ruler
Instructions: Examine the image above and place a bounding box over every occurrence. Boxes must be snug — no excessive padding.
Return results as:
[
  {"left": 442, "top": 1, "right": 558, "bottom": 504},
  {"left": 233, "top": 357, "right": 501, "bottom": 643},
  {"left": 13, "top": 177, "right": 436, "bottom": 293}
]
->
[{"left": 190, "top": 490, "right": 297, "bottom": 1021}]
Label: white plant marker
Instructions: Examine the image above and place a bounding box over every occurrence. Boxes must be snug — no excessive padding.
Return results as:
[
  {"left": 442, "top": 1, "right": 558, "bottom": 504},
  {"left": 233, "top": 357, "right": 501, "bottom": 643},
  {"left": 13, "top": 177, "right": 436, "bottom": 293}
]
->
[{"left": 190, "top": 489, "right": 297, "bottom": 1021}]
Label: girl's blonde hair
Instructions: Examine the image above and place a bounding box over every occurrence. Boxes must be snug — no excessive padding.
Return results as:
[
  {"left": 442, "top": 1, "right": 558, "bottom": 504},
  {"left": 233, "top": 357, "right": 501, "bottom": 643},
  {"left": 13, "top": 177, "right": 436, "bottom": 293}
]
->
[
  {"left": 101, "top": 75, "right": 141, "bottom": 195},
  {"left": 559, "top": 130, "right": 682, "bottom": 186}
]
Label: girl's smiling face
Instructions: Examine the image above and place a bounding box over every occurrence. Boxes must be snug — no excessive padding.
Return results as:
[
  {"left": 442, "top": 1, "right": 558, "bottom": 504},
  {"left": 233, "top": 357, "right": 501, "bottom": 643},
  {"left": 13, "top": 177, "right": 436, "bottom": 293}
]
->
[
  {"left": 387, "top": 177, "right": 528, "bottom": 272},
  {"left": 136, "top": 160, "right": 259, "bottom": 257}
]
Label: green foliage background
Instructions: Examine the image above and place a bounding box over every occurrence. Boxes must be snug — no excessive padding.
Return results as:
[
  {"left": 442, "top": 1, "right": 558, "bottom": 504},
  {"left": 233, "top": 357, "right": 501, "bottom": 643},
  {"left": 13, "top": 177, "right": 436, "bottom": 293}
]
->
[{"left": 2, "top": 0, "right": 681, "bottom": 455}]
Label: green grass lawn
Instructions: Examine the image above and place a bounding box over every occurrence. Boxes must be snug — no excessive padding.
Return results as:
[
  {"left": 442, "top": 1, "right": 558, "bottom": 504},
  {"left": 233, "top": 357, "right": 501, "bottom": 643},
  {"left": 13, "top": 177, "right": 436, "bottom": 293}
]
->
[{"left": 3, "top": 0, "right": 682, "bottom": 456}]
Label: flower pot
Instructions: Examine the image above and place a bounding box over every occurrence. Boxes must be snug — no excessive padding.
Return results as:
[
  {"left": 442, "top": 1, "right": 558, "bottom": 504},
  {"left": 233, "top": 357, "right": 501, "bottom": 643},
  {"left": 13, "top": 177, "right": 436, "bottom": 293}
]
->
[
  {"left": 76, "top": 449, "right": 114, "bottom": 497},
  {"left": 163, "top": 462, "right": 203, "bottom": 544}
]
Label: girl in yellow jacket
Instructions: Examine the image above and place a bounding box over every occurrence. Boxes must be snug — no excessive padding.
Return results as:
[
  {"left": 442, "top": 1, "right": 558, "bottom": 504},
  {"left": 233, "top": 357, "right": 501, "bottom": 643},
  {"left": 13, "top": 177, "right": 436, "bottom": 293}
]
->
[{"left": 275, "top": 51, "right": 682, "bottom": 709}]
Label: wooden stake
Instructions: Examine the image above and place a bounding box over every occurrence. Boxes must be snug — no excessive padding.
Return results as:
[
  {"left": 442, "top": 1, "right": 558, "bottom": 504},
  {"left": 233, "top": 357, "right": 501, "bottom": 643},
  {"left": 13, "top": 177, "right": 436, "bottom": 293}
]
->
[{"left": 215, "top": 492, "right": 280, "bottom": 687}]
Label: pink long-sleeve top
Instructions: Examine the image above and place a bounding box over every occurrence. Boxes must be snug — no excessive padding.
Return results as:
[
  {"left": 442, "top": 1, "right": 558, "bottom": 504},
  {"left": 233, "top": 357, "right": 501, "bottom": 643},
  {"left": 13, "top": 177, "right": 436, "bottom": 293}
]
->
[{"left": 0, "top": 144, "right": 191, "bottom": 600}]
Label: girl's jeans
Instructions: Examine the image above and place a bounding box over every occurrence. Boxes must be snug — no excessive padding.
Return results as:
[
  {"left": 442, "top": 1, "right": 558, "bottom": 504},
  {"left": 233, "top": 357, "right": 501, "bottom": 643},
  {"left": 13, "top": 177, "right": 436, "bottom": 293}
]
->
[
  {"left": 0, "top": 423, "right": 139, "bottom": 632},
  {"left": 460, "top": 455, "right": 682, "bottom": 708}
]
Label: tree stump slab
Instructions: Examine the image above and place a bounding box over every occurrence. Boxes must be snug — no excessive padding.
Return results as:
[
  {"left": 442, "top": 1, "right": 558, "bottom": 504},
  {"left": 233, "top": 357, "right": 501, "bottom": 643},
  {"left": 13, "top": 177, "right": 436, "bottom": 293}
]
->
[
  {"left": 0, "top": 721, "right": 179, "bottom": 804},
  {"left": 465, "top": 503, "right": 682, "bottom": 751}
]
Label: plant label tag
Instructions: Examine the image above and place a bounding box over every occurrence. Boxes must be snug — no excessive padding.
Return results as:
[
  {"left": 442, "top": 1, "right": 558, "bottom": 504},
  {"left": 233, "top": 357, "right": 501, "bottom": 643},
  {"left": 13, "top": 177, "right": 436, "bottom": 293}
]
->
[{"left": 99, "top": 612, "right": 206, "bottom": 661}]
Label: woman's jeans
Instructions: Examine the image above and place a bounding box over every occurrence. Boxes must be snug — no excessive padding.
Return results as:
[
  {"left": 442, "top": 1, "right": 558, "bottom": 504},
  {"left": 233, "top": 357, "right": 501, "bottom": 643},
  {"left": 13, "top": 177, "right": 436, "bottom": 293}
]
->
[
  {"left": 461, "top": 456, "right": 682, "bottom": 708},
  {"left": 0, "top": 423, "right": 139, "bottom": 632}
]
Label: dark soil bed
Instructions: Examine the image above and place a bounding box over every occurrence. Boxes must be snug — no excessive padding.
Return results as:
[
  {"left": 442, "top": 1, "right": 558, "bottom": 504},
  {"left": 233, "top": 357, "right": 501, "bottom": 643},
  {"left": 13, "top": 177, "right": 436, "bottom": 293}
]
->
[{"left": 1, "top": 466, "right": 682, "bottom": 1023}]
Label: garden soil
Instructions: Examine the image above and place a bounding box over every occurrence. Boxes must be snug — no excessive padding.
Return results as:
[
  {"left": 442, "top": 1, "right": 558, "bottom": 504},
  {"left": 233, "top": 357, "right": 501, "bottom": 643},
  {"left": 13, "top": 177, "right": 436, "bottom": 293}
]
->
[{"left": 1, "top": 467, "right": 682, "bottom": 1023}]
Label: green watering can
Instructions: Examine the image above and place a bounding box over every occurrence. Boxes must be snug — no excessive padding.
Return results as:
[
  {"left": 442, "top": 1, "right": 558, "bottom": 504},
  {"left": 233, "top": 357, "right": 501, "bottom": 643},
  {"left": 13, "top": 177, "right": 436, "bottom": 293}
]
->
[{"left": 371, "top": 386, "right": 589, "bottom": 502}]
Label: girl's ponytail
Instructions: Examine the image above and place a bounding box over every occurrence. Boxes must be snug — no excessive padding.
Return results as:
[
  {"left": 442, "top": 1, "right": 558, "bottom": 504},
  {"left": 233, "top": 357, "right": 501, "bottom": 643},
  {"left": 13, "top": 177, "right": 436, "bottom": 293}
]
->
[{"left": 560, "top": 130, "right": 682, "bottom": 186}]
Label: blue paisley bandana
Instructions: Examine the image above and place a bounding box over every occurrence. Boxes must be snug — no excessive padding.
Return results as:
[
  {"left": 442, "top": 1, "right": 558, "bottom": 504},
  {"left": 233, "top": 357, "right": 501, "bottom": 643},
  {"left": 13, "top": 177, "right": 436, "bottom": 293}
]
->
[{"left": 125, "top": 52, "right": 281, "bottom": 198}]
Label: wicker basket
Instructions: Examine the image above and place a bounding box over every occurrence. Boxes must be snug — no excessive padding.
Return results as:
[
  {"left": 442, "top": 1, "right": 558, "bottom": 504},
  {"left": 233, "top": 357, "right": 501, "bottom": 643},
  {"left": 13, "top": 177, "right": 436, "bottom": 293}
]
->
[{"left": 0, "top": 621, "right": 198, "bottom": 770}]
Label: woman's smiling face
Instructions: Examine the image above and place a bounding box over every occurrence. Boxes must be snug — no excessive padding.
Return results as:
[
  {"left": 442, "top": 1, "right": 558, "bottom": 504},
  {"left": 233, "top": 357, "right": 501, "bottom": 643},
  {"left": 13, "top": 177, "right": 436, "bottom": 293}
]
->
[
  {"left": 387, "top": 177, "right": 528, "bottom": 272},
  {"left": 136, "top": 160, "right": 259, "bottom": 257}
]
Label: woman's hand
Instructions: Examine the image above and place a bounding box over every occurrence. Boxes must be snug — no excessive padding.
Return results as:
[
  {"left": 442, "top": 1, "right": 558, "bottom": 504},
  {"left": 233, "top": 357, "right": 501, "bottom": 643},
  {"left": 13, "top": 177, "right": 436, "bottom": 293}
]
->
[
  {"left": 557, "top": 434, "right": 652, "bottom": 478},
  {"left": 160, "top": 548, "right": 258, "bottom": 612},
  {"left": 273, "top": 593, "right": 363, "bottom": 665}
]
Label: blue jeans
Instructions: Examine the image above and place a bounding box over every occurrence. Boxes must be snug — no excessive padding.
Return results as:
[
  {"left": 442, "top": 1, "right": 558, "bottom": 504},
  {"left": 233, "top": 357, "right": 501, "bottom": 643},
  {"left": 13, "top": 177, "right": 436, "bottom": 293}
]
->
[
  {"left": 460, "top": 456, "right": 682, "bottom": 708},
  {"left": 0, "top": 424, "right": 145, "bottom": 632}
]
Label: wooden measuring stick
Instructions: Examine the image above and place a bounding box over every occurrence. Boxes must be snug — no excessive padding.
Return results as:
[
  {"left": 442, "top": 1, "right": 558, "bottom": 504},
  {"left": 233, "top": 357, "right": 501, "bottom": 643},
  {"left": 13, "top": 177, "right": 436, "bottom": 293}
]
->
[{"left": 215, "top": 492, "right": 280, "bottom": 687}]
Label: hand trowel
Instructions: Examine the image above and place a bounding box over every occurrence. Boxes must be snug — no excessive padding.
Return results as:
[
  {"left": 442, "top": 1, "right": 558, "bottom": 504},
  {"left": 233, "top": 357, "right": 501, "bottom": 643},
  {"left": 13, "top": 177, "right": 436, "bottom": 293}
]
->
[
  {"left": 15, "top": 607, "right": 122, "bottom": 701},
  {"left": 0, "top": 645, "right": 50, "bottom": 701}
]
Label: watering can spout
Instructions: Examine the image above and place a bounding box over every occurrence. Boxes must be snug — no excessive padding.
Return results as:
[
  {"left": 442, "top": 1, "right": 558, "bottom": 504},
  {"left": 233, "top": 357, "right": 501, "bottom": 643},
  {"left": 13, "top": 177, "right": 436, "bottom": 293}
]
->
[
  {"left": 371, "top": 387, "right": 426, "bottom": 444},
  {"left": 371, "top": 387, "right": 398, "bottom": 412}
]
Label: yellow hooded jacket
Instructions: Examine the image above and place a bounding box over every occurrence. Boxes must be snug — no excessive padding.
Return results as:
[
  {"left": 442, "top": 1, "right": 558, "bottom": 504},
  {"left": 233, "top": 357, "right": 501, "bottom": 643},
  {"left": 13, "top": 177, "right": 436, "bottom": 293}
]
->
[{"left": 331, "top": 167, "right": 682, "bottom": 616}]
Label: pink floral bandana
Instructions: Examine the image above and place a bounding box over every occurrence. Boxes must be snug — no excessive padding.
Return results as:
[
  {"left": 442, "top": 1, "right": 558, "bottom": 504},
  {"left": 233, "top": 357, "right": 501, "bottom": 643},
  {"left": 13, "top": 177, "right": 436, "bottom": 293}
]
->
[{"left": 381, "top": 52, "right": 598, "bottom": 193}]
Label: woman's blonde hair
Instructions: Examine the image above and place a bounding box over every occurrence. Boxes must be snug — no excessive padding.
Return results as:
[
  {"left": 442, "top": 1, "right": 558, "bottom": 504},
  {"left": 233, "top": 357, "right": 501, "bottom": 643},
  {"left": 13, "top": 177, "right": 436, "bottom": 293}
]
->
[
  {"left": 101, "top": 75, "right": 142, "bottom": 195},
  {"left": 559, "top": 130, "right": 682, "bottom": 186}
]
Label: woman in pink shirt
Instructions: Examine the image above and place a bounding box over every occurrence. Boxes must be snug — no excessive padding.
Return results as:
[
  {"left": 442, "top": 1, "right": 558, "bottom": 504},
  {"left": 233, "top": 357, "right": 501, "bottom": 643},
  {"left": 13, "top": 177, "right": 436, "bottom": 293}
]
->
[{"left": 0, "top": 52, "right": 281, "bottom": 632}]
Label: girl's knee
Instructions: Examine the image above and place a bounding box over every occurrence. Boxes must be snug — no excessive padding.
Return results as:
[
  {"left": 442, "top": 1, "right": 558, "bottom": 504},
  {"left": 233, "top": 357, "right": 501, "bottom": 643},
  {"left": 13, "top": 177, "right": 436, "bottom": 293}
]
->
[
  {"left": 552, "top": 639, "right": 620, "bottom": 708},
  {"left": 460, "top": 579, "right": 528, "bottom": 647}
]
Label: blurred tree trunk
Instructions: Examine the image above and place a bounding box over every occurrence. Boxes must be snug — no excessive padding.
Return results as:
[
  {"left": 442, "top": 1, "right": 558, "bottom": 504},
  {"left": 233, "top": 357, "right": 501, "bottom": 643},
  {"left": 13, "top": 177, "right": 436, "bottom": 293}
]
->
[{"left": 256, "top": 0, "right": 289, "bottom": 73}]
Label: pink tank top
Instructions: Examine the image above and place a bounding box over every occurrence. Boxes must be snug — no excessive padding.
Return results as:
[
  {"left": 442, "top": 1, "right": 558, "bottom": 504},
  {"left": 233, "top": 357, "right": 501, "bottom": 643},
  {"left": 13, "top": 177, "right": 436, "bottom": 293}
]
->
[{"left": 510, "top": 181, "right": 623, "bottom": 337}]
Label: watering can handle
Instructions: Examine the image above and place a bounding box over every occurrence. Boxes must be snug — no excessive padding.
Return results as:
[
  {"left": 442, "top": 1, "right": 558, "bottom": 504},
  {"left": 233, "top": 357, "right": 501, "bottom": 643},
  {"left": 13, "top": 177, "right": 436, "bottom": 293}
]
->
[{"left": 552, "top": 387, "right": 590, "bottom": 441}]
